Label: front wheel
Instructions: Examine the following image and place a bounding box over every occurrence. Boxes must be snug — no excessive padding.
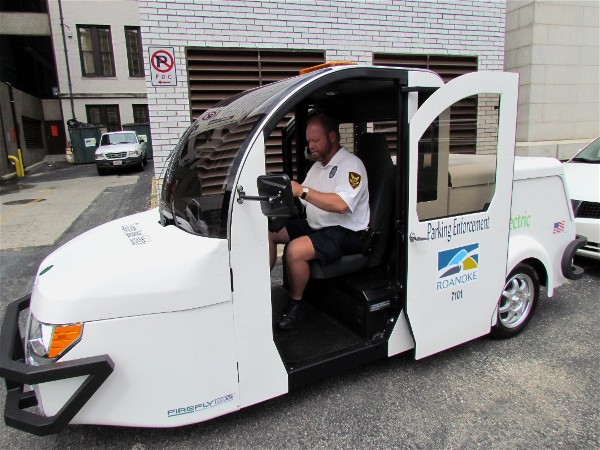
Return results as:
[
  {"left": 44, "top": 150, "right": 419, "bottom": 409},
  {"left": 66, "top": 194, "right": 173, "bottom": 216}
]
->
[{"left": 491, "top": 263, "right": 540, "bottom": 339}]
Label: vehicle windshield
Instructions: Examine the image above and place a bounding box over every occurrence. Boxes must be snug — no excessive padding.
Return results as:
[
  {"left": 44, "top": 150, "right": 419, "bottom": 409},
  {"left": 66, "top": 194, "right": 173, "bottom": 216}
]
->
[
  {"left": 101, "top": 132, "right": 137, "bottom": 145},
  {"left": 160, "top": 73, "right": 314, "bottom": 238},
  {"left": 571, "top": 137, "right": 600, "bottom": 163}
]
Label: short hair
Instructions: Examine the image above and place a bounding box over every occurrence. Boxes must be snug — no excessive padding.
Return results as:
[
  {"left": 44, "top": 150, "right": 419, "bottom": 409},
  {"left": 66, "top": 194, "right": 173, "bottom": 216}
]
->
[{"left": 307, "top": 114, "right": 340, "bottom": 142}]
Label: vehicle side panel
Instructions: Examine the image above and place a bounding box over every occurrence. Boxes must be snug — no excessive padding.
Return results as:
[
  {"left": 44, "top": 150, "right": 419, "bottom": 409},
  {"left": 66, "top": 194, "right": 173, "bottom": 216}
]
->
[
  {"left": 37, "top": 304, "right": 239, "bottom": 427},
  {"left": 508, "top": 174, "right": 575, "bottom": 296}
]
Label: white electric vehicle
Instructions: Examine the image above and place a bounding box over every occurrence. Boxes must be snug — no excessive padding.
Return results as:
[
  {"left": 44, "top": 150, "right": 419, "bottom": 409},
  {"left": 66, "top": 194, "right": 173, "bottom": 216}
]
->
[{"left": 0, "top": 64, "right": 586, "bottom": 435}]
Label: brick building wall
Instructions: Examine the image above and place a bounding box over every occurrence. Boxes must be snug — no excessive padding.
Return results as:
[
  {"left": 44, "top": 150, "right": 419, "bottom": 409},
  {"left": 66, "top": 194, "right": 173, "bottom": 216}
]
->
[{"left": 138, "top": 0, "right": 506, "bottom": 176}]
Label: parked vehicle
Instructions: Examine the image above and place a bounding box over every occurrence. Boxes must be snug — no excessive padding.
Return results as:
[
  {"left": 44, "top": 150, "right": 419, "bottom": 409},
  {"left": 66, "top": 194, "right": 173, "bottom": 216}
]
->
[
  {"left": 563, "top": 137, "right": 600, "bottom": 260},
  {"left": 0, "top": 63, "right": 586, "bottom": 435},
  {"left": 94, "top": 131, "right": 147, "bottom": 175}
]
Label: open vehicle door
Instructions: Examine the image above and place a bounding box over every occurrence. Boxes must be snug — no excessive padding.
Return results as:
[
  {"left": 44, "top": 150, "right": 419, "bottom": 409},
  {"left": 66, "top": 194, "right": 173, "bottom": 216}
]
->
[{"left": 405, "top": 72, "right": 519, "bottom": 359}]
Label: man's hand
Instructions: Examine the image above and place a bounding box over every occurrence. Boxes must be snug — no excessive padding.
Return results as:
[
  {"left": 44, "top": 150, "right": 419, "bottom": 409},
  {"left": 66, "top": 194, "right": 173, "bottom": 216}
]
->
[{"left": 291, "top": 180, "right": 303, "bottom": 198}]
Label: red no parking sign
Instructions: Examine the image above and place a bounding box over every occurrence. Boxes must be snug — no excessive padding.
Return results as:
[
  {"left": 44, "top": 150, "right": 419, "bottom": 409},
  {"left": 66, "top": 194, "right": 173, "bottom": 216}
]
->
[{"left": 149, "top": 47, "right": 177, "bottom": 86}]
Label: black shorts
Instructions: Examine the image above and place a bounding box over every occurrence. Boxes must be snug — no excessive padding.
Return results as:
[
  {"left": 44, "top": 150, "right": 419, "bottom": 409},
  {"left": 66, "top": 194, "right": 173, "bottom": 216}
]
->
[{"left": 286, "top": 219, "right": 363, "bottom": 265}]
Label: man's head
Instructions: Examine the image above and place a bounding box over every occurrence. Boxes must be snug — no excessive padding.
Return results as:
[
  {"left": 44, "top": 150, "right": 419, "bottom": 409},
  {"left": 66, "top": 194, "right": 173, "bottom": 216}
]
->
[{"left": 306, "top": 114, "right": 341, "bottom": 165}]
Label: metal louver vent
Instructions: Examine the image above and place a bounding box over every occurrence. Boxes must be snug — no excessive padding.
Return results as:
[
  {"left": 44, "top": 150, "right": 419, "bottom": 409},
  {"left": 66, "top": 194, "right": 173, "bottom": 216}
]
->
[
  {"left": 22, "top": 116, "right": 44, "bottom": 149},
  {"left": 186, "top": 48, "right": 325, "bottom": 174},
  {"left": 187, "top": 48, "right": 325, "bottom": 121},
  {"left": 373, "top": 53, "right": 479, "bottom": 154}
]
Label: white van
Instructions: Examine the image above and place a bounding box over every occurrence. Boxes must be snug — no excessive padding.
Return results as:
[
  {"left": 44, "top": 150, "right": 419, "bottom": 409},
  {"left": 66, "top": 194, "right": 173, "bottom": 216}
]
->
[{"left": 0, "top": 64, "right": 586, "bottom": 435}]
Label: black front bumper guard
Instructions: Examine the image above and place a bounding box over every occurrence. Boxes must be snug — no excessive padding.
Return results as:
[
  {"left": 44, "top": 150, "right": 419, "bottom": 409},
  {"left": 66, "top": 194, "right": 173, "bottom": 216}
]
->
[
  {"left": 0, "top": 295, "right": 114, "bottom": 436},
  {"left": 561, "top": 234, "right": 587, "bottom": 280}
]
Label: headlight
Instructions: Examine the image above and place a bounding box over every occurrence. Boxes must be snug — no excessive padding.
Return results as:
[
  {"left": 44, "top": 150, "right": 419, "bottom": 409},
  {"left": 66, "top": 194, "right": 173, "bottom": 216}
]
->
[
  {"left": 25, "top": 315, "right": 83, "bottom": 366},
  {"left": 129, "top": 149, "right": 140, "bottom": 157},
  {"left": 95, "top": 153, "right": 106, "bottom": 160}
]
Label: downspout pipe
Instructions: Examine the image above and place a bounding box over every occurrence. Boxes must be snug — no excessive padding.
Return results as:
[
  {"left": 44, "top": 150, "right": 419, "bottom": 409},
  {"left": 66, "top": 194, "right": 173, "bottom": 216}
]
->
[
  {"left": 58, "top": 0, "right": 75, "bottom": 121},
  {"left": 4, "top": 82, "right": 22, "bottom": 151}
]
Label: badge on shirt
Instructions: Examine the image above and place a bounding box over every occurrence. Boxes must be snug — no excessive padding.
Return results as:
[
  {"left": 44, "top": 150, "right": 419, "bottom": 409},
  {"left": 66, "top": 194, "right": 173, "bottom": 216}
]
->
[
  {"left": 329, "top": 166, "right": 337, "bottom": 178},
  {"left": 348, "top": 172, "right": 361, "bottom": 189}
]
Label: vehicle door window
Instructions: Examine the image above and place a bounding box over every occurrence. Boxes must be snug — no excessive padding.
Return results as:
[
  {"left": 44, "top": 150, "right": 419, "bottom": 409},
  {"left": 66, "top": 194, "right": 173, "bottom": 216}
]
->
[{"left": 416, "top": 94, "right": 500, "bottom": 221}]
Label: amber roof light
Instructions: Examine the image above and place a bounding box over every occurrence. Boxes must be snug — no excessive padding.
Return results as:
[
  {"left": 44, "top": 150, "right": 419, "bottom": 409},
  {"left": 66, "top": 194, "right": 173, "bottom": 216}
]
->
[{"left": 299, "top": 61, "right": 357, "bottom": 75}]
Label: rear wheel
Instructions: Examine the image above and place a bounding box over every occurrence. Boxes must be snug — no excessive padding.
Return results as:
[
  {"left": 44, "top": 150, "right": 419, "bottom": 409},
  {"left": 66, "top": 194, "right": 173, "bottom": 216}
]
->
[{"left": 491, "top": 263, "right": 539, "bottom": 338}]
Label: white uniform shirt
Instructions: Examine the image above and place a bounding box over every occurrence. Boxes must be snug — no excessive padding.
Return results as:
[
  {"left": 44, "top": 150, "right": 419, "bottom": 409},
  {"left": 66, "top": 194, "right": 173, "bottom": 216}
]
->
[{"left": 302, "top": 147, "right": 370, "bottom": 231}]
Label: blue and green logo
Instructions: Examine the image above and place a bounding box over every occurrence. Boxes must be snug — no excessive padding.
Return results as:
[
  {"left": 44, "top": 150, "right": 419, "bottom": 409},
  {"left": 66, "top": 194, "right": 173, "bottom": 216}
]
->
[{"left": 437, "top": 243, "right": 479, "bottom": 291}]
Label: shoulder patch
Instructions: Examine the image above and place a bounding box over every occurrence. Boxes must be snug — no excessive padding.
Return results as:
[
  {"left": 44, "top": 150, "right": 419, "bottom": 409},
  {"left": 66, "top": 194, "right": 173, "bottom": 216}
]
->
[{"left": 348, "top": 172, "right": 361, "bottom": 189}]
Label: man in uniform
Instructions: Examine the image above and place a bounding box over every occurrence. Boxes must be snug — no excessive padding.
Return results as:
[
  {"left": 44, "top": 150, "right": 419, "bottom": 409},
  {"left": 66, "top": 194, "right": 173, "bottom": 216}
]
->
[{"left": 269, "top": 114, "right": 370, "bottom": 329}]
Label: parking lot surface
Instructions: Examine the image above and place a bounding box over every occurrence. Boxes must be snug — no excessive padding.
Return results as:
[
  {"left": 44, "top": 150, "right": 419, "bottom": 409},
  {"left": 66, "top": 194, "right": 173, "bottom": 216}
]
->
[{"left": 0, "top": 161, "right": 598, "bottom": 449}]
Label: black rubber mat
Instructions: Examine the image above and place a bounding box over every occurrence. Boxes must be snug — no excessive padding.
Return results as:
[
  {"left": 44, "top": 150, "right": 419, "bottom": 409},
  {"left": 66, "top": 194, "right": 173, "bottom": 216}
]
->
[{"left": 272, "top": 286, "right": 364, "bottom": 364}]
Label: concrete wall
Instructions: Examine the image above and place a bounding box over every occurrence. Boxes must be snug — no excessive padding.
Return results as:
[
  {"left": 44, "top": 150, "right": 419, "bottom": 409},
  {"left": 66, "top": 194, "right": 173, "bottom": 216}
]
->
[
  {"left": 47, "top": 0, "right": 147, "bottom": 131},
  {"left": 506, "top": 0, "right": 599, "bottom": 158},
  {"left": 0, "top": 84, "right": 46, "bottom": 176},
  {"left": 42, "top": 99, "right": 63, "bottom": 121},
  {"left": 139, "top": 0, "right": 507, "bottom": 176}
]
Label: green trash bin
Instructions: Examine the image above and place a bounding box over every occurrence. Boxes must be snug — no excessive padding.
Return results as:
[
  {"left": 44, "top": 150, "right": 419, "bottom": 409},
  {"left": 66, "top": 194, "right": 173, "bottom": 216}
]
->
[
  {"left": 69, "top": 126, "right": 102, "bottom": 164},
  {"left": 122, "top": 123, "right": 153, "bottom": 159}
]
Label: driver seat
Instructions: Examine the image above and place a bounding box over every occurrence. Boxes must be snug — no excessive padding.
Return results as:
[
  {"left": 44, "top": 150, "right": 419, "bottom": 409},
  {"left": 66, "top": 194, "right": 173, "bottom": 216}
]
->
[{"left": 309, "top": 132, "right": 395, "bottom": 279}]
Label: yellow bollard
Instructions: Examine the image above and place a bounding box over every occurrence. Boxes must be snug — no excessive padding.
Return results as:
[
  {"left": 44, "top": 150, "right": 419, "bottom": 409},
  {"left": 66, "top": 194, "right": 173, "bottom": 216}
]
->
[
  {"left": 7, "top": 150, "right": 25, "bottom": 178},
  {"left": 17, "top": 148, "right": 25, "bottom": 177}
]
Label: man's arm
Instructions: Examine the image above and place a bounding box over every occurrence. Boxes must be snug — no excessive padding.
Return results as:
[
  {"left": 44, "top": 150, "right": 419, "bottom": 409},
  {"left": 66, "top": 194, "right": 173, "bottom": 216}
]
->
[{"left": 291, "top": 180, "right": 349, "bottom": 214}]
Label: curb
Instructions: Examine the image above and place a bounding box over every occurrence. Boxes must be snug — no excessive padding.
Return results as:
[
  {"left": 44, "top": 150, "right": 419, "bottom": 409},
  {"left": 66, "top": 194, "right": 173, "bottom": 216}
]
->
[{"left": 1, "top": 156, "right": 70, "bottom": 182}]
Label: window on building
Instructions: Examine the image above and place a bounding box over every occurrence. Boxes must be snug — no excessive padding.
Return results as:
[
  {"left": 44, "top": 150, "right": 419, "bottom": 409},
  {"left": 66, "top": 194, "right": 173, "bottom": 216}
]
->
[
  {"left": 77, "top": 25, "right": 115, "bottom": 77},
  {"left": 86, "top": 105, "right": 121, "bottom": 132},
  {"left": 125, "top": 26, "right": 144, "bottom": 77},
  {"left": 416, "top": 94, "right": 499, "bottom": 221},
  {"left": 373, "top": 53, "right": 479, "bottom": 154},
  {"left": 133, "top": 104, "right": 149, "bottom": 123}
]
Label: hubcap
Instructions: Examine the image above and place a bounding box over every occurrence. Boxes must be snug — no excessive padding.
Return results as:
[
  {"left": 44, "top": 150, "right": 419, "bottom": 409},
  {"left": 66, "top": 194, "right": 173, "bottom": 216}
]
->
[{"left": 499, "top": 273, "right": 534, "bottom": 328}]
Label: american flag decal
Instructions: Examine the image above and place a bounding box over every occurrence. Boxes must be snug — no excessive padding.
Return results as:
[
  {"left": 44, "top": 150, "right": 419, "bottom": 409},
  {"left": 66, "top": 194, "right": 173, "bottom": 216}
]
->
[{"left": 553, "top": 221, "right": 565, "bottom": 233}]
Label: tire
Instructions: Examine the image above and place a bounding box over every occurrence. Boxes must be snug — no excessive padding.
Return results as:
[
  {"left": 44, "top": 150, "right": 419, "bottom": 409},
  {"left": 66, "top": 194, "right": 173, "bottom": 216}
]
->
[
  {"left": 137, "top": 158, "right": 144, "bottom": 172},
  {"left": 142, "top": 153, "right": 148, "bottom": 166},
  {"left": 491, "top": 263, "right": 540, "bottom": 339},
  {"left": 97, "top": 166, "right": 107, "bottom": 176}
]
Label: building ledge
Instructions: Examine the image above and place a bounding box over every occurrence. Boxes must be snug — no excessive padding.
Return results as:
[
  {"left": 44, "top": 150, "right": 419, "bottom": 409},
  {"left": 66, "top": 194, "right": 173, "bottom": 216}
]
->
[
  {"left": 0, "top": 12, "right": 50, "bottom": 36},
  {"left": 515, "top": 138, "right": 595, "bottom": 160}
]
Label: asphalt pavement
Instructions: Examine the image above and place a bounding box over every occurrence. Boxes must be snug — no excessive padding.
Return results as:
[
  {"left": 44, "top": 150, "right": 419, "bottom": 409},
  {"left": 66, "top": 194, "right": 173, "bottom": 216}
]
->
[
  {"left": 0, "top": 161, "right": 598, "bottom": 449},
  {"left": 0, "top": 160, "right": 155, "bottom": 301}
]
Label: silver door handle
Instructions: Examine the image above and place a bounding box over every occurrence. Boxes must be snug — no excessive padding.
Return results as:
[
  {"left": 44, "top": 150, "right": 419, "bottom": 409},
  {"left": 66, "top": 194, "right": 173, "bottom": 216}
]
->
[{"left": 409, "top": 232, "right": 429, "bottom": 242}]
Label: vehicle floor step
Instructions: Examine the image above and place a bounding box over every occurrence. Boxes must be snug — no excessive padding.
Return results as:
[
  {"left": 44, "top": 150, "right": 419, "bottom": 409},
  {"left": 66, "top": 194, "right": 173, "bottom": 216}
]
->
[{"left": 271, "top": 286, "right": 364, "bottom": 365}]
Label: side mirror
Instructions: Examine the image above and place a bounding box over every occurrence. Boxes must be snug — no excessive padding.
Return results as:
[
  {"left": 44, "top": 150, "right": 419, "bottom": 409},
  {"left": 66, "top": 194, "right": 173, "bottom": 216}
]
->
[{"left": 236, "top": 174, "right": 295, "bottom": 217}]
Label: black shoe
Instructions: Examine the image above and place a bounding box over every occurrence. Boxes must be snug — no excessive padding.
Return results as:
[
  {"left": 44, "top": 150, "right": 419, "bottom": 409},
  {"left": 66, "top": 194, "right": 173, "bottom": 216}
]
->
[{"left": 277, "top": 301, "right": 305, "bottom": 330}]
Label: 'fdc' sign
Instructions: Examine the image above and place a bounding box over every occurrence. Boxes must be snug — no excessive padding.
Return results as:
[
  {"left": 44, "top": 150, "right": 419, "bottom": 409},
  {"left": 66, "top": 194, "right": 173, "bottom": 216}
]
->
[{"left": 149, "top": 47, "right": 177, "bottom": 87}]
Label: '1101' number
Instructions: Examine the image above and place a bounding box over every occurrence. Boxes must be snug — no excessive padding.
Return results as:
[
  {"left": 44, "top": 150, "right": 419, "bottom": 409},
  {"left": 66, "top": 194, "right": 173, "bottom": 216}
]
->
[{"left": 451, "top": 290, "right": 463, "bottom": 302}]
